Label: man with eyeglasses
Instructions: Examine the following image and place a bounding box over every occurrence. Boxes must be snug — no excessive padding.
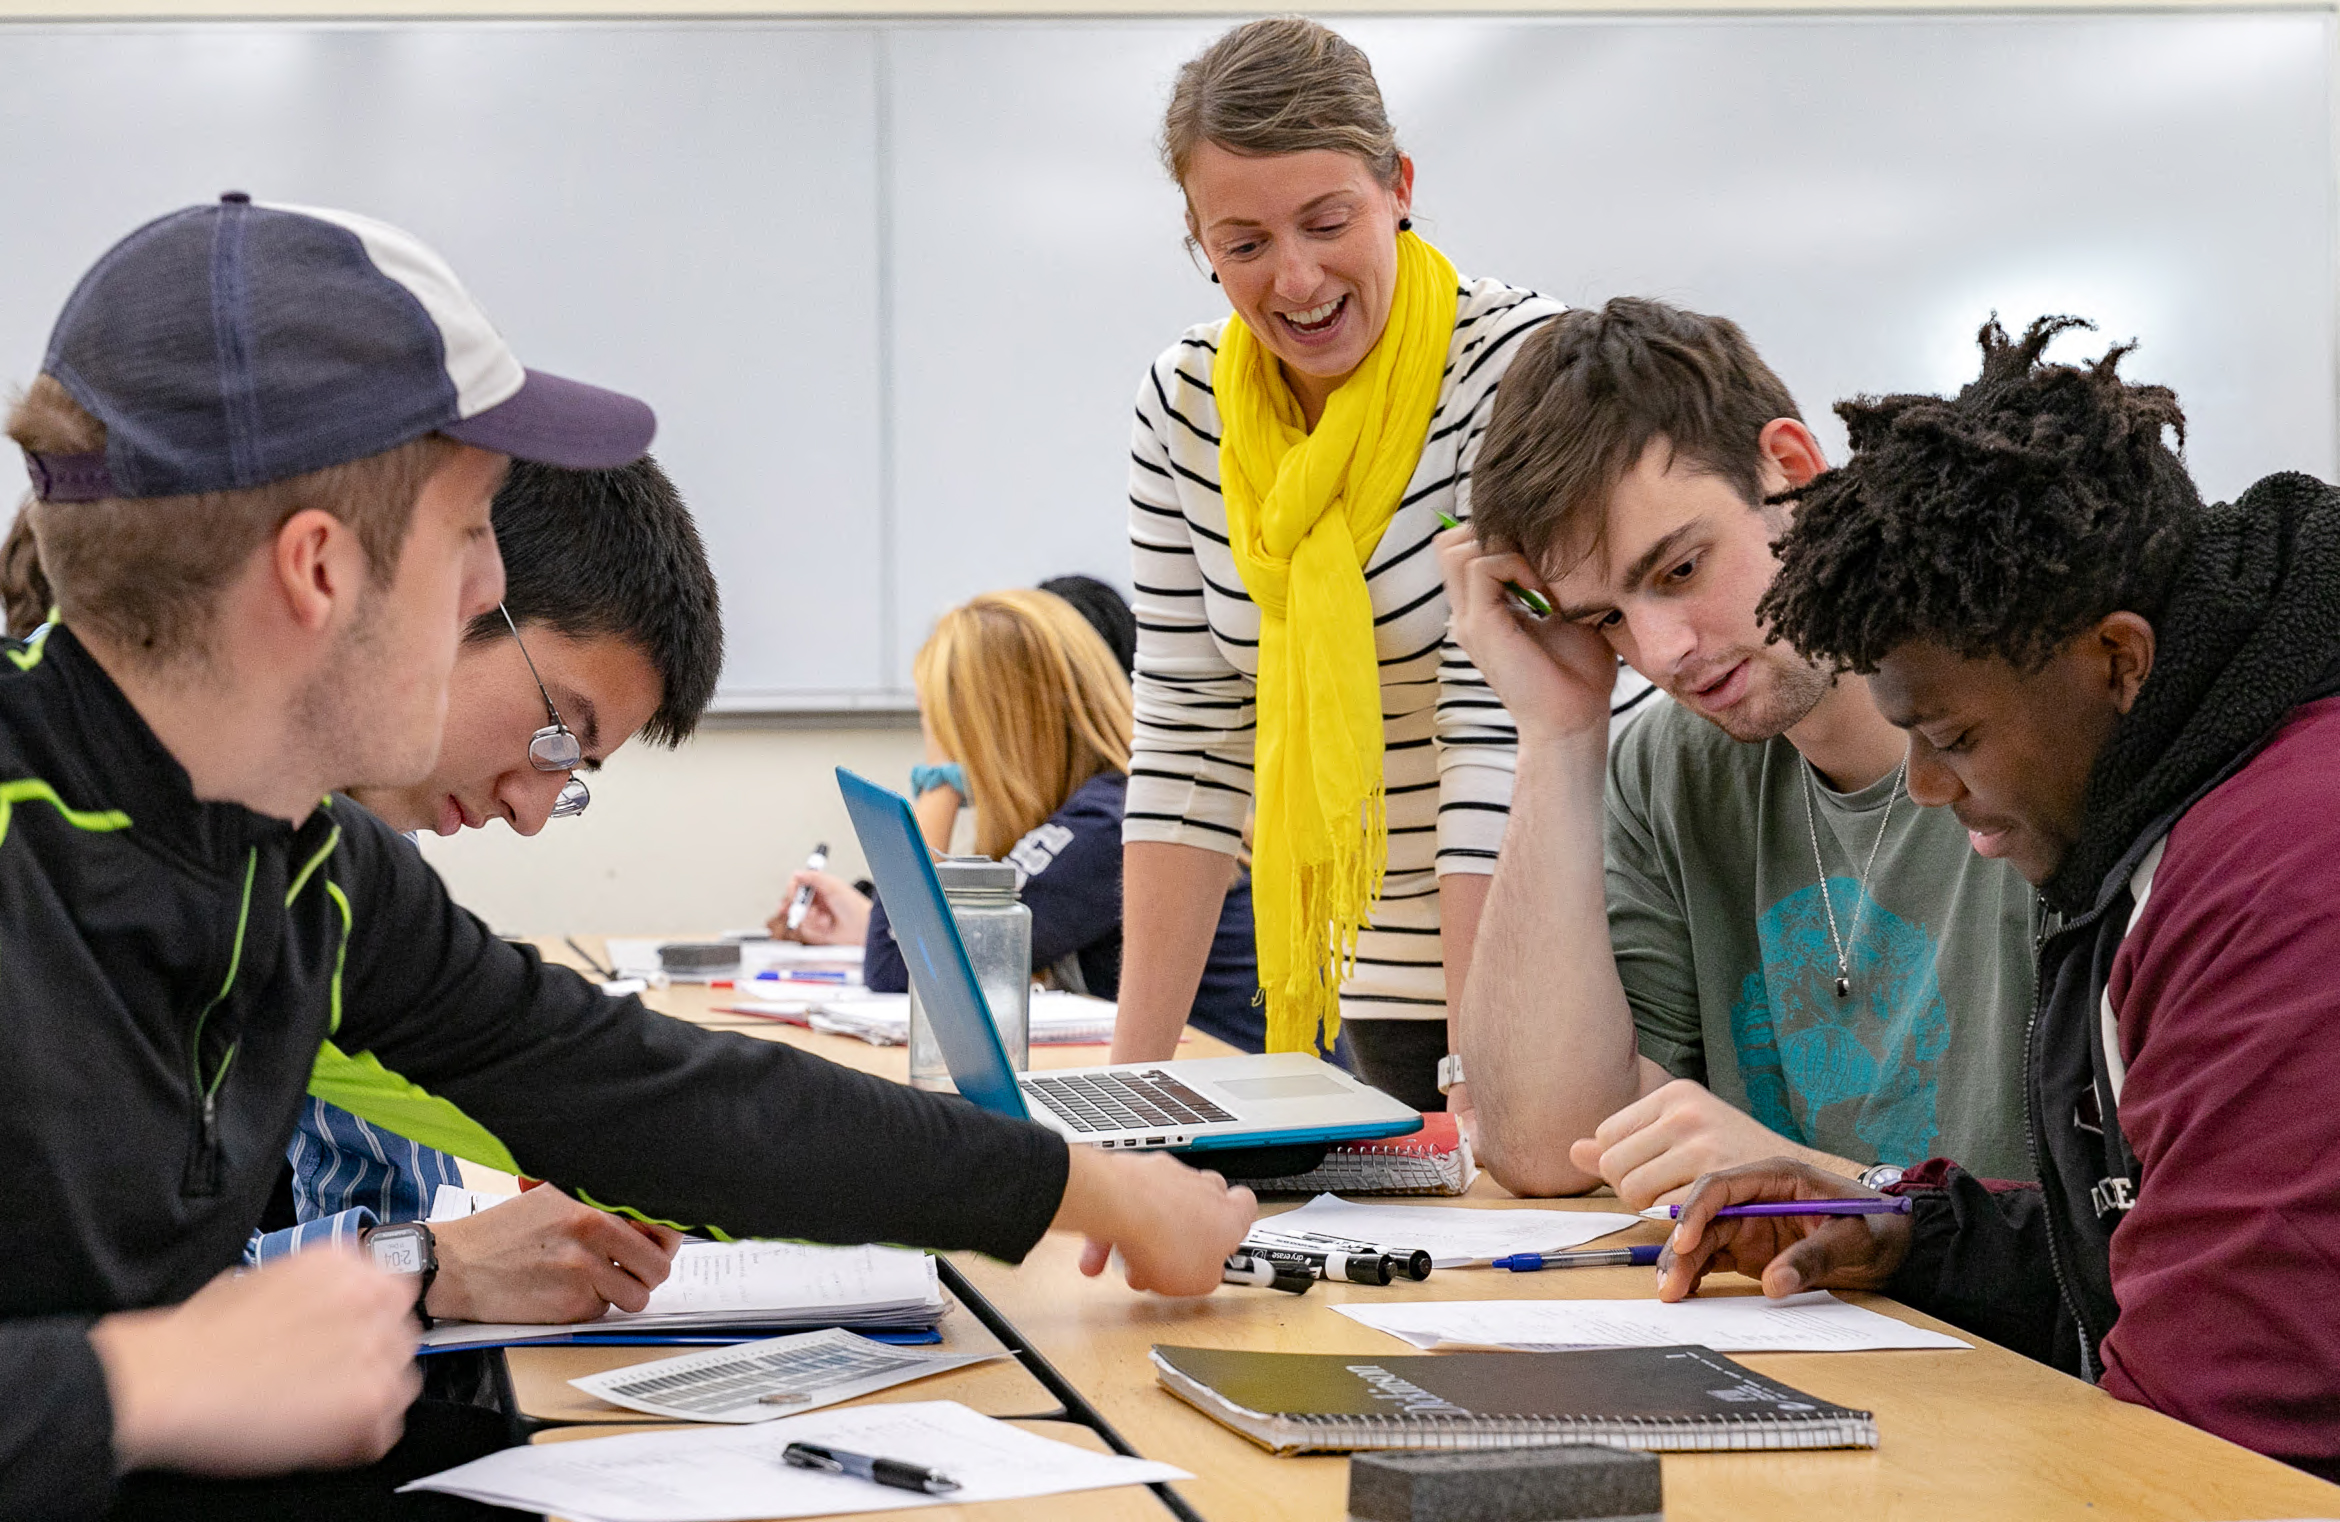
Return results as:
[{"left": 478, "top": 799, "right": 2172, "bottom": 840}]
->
[{"left": 244, "top": 457, "right": 723, "bottom": 1330}]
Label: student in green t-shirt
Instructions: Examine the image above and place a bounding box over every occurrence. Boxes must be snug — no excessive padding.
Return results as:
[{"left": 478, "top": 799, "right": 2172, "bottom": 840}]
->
[{"left": 1432, "top": 298, "right": 2038, "bottom": 1207}]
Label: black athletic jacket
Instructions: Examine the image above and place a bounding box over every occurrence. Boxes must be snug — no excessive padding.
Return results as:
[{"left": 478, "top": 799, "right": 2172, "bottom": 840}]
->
[{"left": 0, "top": 626, "right": 1070, "bottom": 1520}]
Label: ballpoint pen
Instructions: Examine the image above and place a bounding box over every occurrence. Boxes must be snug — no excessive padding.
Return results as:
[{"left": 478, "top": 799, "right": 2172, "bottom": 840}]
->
[
  {"left": 1492, "top": 1245, "right": 1663, "bottom": 1272},
  {"left": 562, "top": 935, "right": 616, "bottom": 981},
  {"left": 1435, "top": 510, "right": 1553, "bottom": 619},
  {"left": 782, "top": 842, "right": 829, "bottom": 933},
  {"left": 781, "top": 1441, "right": 960, "bottom": 1494},
  {"left": 1667, "top": 1198, "right": 1913, "bottom": 1219}
]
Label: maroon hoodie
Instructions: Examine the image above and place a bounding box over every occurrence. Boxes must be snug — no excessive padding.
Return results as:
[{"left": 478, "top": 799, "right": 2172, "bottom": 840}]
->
[{"left": 2096, "top": 694, "right": 2340, "bottom": 1470}]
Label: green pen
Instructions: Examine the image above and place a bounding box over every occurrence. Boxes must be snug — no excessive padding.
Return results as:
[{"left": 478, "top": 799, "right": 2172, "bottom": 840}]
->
[{"left": 1435, "top": 512, "right": 1552, "bottom": 619}]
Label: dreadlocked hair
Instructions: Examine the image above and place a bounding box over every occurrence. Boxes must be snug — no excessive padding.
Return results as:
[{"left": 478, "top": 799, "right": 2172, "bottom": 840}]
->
[{"left": 1758, "top": 315, "right": 2199, "bottom": 675}]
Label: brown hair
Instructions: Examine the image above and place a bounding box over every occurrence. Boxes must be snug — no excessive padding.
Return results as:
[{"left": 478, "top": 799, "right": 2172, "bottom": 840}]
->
[
  {"left": 914, "top": 589, "right": 1133, "bottom": 860},
  {"left": 7, "top": 375, "right": 451, "bottom": 666},
  {"left": 0, "top": 504, "right": 52, "bottom": 639},
  {"left": 1473, "top": 297, "right": 1804, "bottom": 566},
  {"left": 1162, "top": 17, "right": 1402, "bottom": 211}
]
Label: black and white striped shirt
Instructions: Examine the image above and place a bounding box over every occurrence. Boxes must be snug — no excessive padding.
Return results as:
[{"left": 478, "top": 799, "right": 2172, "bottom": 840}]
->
[{"left": 1124, "top": 276, "right": 1648, "bottom": 1020}]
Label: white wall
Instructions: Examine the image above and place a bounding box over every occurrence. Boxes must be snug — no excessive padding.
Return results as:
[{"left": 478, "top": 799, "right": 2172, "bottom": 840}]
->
[{"left": 414, "top": 719, "right": 923, "bottom": 936}]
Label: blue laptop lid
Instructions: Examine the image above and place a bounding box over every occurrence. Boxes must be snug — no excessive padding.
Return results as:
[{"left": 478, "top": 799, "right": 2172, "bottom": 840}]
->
[{"left": 836, "top": 768, "right": 1031, "bottom": 1120}]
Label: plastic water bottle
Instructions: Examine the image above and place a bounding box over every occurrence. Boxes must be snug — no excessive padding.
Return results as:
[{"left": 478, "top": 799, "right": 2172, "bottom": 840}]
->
[{"left": 907, "top": 856, "right": 1032, "bottom": 1091}]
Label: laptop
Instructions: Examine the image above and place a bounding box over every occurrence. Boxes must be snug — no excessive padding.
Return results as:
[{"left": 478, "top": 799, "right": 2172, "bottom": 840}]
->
[{"left": 837, "top": 768, "right": 1421, "bottom": 1153}]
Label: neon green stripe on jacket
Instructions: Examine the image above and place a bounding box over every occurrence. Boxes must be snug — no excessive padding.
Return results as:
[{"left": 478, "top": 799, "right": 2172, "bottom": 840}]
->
[{"left": 305, "top": 1041, "right": 523, "bottom": 1175}]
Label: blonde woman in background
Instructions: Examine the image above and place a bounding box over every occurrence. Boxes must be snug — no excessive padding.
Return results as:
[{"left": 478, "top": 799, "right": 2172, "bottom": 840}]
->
[
  {"left": 1115, "top": 17, "right": 1649, "bottom": 1109},
  {"left": 779, "top": 588, "right": 1268, "bottom": 1051}
]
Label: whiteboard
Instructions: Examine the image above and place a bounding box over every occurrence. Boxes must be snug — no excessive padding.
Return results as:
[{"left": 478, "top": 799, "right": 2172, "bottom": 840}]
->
[
  {"left": 886, "top": 12, "right": 2338, "bottom": 682},
  {"left": 0, "top": 21, "right": 889, "bottom": 705},
  {"left": 2, "top": 14, "right": 2332, "bottom": 709}
]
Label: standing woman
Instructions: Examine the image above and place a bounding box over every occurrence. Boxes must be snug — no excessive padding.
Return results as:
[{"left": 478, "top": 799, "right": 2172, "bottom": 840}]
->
[{"left": 1113, "top": 18, "right": 1625, "bottom": 1110}]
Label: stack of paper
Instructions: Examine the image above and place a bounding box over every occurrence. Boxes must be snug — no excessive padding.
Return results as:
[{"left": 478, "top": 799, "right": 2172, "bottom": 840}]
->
[
  {"left": 1334, "top": 1290, "right": 1971, "bottom": 1353},
  {"left": 404, "top": 1401, "right": 1191, "bottom": 1521},
  {"left": 421, "top": 1240, "right": 946, "bottom": 1351},
  {"left": 792, "top": 990, "right": 1120, "bottom": 1048},
  {"left": 1247, "top": 1194, "right": 1641, "bottom": 1268}
]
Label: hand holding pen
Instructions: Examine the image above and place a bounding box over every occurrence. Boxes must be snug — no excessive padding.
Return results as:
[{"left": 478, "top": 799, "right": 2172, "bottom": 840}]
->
[
  {"left": 1655, "top": 1160, "right": 1916, "bottom": 1306},
  {"left": 1435, "top": 511, "right": 1552, "bottom": 618},
  {"left": 782, "top": 843, "right": 828, "bottom": 933}
]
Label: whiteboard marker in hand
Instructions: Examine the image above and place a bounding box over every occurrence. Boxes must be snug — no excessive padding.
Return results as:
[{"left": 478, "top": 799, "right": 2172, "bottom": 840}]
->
[{"left": 783, "top": 843, "right": 829, "bottom": 933}]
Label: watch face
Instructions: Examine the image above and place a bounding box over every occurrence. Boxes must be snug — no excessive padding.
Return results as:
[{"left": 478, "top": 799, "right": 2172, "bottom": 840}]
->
[{"left": 368, "top": 1226, "right": 429, "bottom": 1276}]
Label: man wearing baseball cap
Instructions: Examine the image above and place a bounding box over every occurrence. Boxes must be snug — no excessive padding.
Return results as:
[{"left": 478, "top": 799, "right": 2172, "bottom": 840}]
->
[{"left": 0, "top": 196, "right": 1255, "bottom": 1519}]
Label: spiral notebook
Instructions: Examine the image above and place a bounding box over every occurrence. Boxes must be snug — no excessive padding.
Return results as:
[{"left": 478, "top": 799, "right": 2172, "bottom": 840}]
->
[
  {"left": 1229, "top": 1113, "right": 1478, "bottom": 1196},
  {"left": 1151, "top": 1343, "right": 1876, "bottom": 1456}
]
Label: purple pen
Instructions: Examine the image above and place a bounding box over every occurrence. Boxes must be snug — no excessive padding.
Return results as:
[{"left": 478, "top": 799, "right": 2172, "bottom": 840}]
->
[{"left": 1668, "top": 1198, "right": 1913, "bottom": 1219}]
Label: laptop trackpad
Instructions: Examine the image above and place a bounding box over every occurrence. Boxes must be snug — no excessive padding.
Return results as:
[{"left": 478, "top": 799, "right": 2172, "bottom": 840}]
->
[{"left": 1214, "top": 1074, "right": 1353, "bottom": 1102}]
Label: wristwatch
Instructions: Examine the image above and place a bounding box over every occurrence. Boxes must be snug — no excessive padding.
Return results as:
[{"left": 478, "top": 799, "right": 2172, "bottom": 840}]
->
[
  {"left": 362, "top": 1220, "right": 438, "bottom": 1329},
  {"left": 1858, "top": 1163, "right": 1906, "bottom": 1192},
  {"left": 1435, "top": 1053, "right": 1466, "bottom": 1095}
]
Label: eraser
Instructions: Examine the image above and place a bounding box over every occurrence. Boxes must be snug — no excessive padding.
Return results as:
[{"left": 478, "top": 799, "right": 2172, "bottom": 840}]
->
[
  {"left": 1347, "top": 1446, "right": 1663, "bottom": 1522},
  {"left": 657, "top": 941, "right": 741, "bottom": 972}
]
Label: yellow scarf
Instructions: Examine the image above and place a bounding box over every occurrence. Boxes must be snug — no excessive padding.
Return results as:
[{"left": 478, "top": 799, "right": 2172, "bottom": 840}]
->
[{"left": 1216, "top": 231, "right": 1459, "bottom": 1054}]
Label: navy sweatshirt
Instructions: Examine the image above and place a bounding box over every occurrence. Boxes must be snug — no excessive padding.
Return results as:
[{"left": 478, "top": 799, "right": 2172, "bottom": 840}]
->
[{"left": 865, "top": 772, "right": 1266, "bottom": 1052}]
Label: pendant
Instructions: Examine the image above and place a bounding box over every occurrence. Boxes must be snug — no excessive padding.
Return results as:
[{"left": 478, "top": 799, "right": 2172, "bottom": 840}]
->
[{"left": 1834, "top": 975, "right": 1851, "bottom": 999}]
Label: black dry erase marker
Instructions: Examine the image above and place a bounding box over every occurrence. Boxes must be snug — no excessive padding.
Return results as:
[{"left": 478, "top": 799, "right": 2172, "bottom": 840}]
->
[
  {"left": 1245, "top": 1244, "right": 1393, "bottom": 1285},
  {"left": 1222, "top": 1251, "right": 1313, "bottom": 1294}
]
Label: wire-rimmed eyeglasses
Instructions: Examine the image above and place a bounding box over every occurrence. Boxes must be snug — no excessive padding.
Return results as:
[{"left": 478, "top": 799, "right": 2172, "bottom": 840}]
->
[{"left": 499, "top": 604, "right": 589, "bottom": 820}]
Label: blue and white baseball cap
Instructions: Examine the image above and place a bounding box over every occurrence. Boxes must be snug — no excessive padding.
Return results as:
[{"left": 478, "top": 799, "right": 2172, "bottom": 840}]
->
[{"left": 23, "top": 192, "right": 655, "bottom": 503}]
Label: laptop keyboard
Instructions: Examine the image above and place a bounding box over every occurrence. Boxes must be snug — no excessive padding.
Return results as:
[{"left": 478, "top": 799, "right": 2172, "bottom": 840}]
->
[{"left": 1021, "top": 1070, "right": 1237, "bottom": 1134}]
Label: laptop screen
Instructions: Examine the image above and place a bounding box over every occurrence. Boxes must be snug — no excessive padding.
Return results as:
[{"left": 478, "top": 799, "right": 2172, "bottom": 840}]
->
[{"left": 836, "top": 767, "right": 1031, "bottom": 1120}]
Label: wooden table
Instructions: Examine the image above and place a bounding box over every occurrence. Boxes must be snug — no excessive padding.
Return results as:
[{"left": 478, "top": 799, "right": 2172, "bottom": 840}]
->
[
  {"left": 507, "top": 935, "right": 1237, "bottom": 1434},
  {"left": 951, "top": 1187, "right": 2340, "bottom": 1522},
  {"left": 517, "top": 937, "right": 2340, "bottom": 1521}
]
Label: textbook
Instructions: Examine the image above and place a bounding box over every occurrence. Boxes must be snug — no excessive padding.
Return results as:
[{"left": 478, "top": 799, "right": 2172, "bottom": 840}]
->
[
  {"left": 1151, "top": 1344, "right": 1877, "bottom": 1455},
  {"left": 1229, "top": 1113, "right": 1477, "bottom": 1195},
  {"left": 420, "top": 1241, "right": 946, "bottom": 1352}
]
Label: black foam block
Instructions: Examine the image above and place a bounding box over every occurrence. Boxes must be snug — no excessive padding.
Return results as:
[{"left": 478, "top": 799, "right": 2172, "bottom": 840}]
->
[{"left": 1346, "top": 1445, "right": 1663, "bottom": 1522}]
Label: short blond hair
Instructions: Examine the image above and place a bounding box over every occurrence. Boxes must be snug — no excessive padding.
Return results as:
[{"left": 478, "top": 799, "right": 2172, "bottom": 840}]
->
[
  {"left": 7, "top": 375, "right": 451, "bottom": 667},
  {"left": 1162, "top": 17, "right": 1403, "bottom": 203},
  {"left": 914, "top": 589, "right": 1133, "bottom": 859}
]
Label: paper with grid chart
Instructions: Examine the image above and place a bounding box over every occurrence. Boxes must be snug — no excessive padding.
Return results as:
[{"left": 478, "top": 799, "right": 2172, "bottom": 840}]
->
[
  {"left": 402, "top": 1399, "right": 1190, "bottom": 1520},
  {"left": 569, "top": 1328, "right": 1001, "bottom": 1423}
]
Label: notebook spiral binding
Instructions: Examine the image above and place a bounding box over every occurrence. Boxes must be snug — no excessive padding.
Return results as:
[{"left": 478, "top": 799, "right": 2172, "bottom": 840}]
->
[{"left": 1280, "top": 1409, "right": 1878, "bottom": 1453}]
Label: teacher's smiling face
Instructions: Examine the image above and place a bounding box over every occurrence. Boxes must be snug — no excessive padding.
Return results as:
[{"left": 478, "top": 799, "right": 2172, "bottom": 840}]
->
[{"left": 1186, "top": 142, "right": 1415, "bottom": 418}]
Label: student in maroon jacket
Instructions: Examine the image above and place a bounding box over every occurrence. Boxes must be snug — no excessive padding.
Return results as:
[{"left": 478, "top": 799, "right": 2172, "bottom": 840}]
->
[{"left": 1653, "top": 316, "right": 2340, "bottom": 1481}]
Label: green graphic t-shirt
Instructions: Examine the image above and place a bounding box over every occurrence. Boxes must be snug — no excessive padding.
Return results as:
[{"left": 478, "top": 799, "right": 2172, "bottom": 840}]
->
[{"left": 1606, "top": 700, "right": 2039, "bottom": 1181}]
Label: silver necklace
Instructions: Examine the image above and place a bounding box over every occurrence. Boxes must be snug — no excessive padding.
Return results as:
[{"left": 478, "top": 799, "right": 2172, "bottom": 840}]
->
[{"left": 1799, "top": 761, "right": 1904, "bottom": 1000}]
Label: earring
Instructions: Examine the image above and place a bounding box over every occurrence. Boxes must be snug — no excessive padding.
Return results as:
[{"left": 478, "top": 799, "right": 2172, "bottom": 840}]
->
[{"left": 1399, "top": 217, "right": 1413, "bottom": 232}]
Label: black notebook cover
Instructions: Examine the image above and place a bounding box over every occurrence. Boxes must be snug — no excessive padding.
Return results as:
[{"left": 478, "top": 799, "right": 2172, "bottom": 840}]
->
[{"left": 1152, "top": 1343, "right": 1876, "bottom": 1454}]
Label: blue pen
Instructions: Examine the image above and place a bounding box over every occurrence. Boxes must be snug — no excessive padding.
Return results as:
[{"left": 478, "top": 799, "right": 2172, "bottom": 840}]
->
[
  {"left": 1492, "top": 1245, "right": 1662, "bottom": 1272},
  {"left": 782, "top": 1442, "right": 959, "bottom": 1494}
]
